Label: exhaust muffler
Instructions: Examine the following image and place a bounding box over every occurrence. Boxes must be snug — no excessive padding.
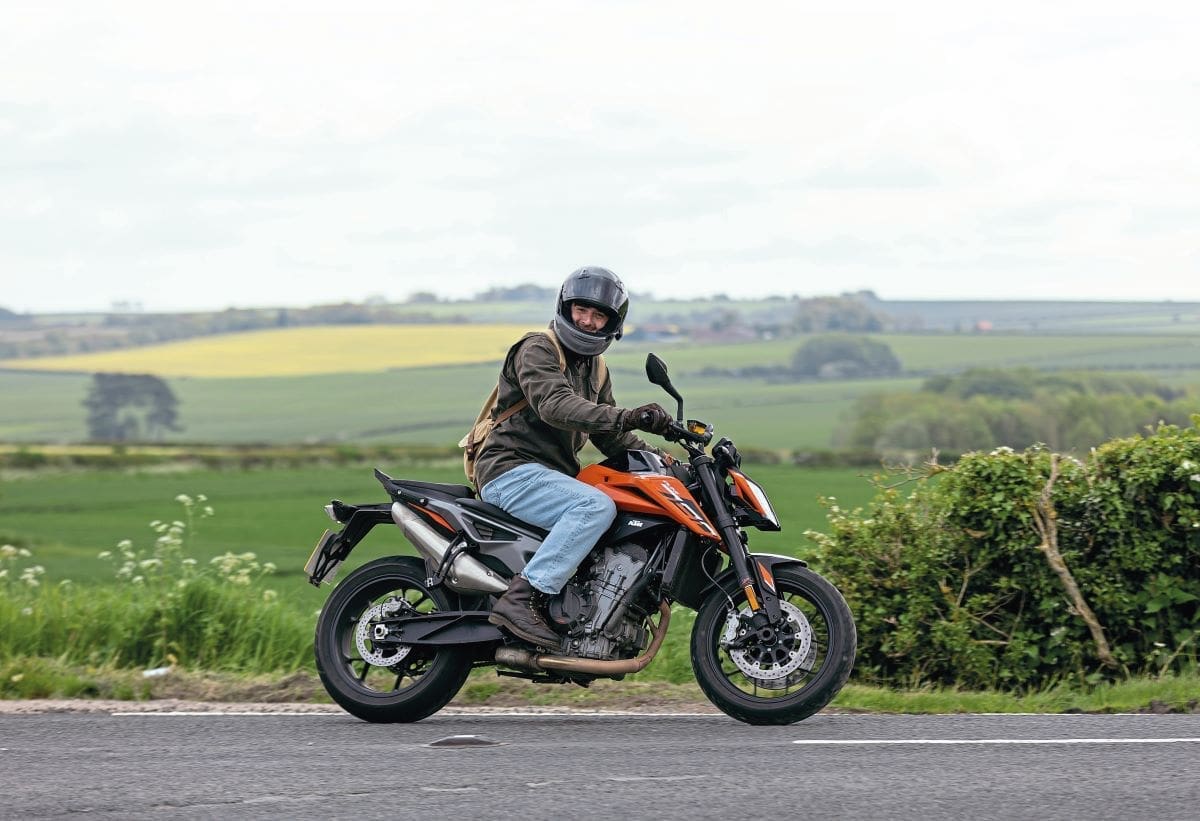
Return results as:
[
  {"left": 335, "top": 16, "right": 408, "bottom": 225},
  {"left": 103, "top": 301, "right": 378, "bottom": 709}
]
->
[
  {"left": 495, "top": 601, "right": 672, "bottom": 675},
  {"left": 390, "top": 502, "right": 507, "bottom": 594}
]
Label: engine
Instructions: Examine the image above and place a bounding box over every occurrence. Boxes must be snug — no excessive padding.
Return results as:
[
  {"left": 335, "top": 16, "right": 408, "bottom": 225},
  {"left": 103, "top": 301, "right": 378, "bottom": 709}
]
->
[{"left": 546, "top": 543, "right": 649, "bottom": 660}]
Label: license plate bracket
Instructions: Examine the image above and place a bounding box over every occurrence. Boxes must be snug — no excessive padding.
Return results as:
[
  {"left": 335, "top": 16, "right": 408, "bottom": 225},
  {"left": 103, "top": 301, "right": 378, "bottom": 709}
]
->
[{"left": 304, "top": 530, "right": 343, "bottom": 586}]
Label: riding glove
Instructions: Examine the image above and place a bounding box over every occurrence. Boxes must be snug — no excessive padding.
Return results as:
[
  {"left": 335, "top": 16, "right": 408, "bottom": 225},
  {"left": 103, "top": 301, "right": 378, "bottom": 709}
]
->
[{"left": 622, "top": 403, "right": 673, "bottom": 434}]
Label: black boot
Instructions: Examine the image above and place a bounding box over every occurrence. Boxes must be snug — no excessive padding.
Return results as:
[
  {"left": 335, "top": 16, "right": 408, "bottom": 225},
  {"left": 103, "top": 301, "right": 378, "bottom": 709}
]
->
[{"left": 489, "top": 575, "right": 561, "bottom": 648}]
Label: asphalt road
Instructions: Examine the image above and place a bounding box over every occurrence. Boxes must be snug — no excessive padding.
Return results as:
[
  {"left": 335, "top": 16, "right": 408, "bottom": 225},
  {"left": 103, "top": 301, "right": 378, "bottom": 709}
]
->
[{"left": 2, "top": 710, "right": 1199, "bottom": 820}]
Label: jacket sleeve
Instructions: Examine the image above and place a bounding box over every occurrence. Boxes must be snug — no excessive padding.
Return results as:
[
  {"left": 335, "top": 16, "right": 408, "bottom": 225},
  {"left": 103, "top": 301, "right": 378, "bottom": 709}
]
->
[
  {"left": 588, "top": 367, "right": 665, "bottom": 458},
  {"left": 512, "top": 337, "right": 625, "bottom": 433}
]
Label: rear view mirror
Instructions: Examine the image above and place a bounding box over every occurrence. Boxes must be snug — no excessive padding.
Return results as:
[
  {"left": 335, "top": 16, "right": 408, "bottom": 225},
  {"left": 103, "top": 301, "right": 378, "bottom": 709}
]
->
[
  {"left": 646, "top": 353, "right": 671, "bottom": 387},
  {"left": 645, "top": 353, "right": 684, "bottom": 420}
]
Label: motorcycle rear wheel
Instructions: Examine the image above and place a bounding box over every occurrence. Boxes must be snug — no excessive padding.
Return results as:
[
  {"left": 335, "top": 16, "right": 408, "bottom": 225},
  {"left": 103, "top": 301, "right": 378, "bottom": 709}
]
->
[
  {"left": 690, "top": 565, "right": 856, "bottom": 725},
  {"left": 314, "top": 556, "right": 472, "bottom": 723}
]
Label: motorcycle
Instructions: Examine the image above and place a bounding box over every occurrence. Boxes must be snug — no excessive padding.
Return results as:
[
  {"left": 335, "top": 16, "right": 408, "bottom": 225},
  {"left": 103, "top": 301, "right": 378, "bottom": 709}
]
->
[{"left": 305, "top": 353, "right": 856, "bottom": 725}]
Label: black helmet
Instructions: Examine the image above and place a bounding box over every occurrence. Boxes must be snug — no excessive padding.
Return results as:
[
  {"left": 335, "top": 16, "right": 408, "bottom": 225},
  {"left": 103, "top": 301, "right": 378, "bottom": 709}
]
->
[{"left": 551, "top": 266, "right": 629, "bottom": 356}]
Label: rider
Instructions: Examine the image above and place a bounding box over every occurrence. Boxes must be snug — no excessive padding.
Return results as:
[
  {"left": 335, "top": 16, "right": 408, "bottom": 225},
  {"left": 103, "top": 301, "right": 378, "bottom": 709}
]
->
[{"left": 475, "top": 266, "right": 673, "bottom": 647}]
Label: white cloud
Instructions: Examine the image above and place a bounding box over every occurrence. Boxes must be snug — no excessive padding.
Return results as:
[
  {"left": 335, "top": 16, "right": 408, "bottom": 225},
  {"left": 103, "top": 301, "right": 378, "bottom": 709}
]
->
[{"left": 1, "top": 1, "right": 1198, "bottom": 310}]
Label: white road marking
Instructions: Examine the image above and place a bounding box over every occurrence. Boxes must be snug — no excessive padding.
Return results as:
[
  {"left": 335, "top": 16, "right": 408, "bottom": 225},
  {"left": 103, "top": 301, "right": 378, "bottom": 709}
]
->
[{"left": 792, "top": 738, "right": 1200, "bottom": 745}]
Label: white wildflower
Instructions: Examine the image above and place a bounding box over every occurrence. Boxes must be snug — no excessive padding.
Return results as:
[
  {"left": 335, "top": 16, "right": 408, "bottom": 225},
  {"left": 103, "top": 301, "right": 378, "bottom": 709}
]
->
[
  {"left": 0, "top": 545, "right": 17, "bottom": 559},
  {"left": 18, "top": 548, "right": 31, "bottom": 558},
  {"left": 116, "top": 539, "right": 133, "bottom": 550},
  {"left": 98, "top": 550, "right": 112, "bottom": 560},
  {"left": 262, "top": 589, "right": 278, "bottom": 603},
  {"left": 20, "top": 608, "right": 32, "bottom": 616},
  {"left": 175, "top": 494, "right": 192, "bottom": 505},
  {"left": 990, "top": 446, "right": 1015, "bottom": 456}
]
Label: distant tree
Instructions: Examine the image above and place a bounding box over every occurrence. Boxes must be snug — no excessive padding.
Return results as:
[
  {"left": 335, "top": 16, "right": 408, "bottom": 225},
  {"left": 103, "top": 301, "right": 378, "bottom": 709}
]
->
[
  {"left": 924, "top": 369, "right": 1036, "bottom": 400},
  {"left": 406, "top": 291, "right": 441, "bottom": 304},
  {"left": 83, "top": 373, "right": 183, "bottom": 441},
  {"left": 792, "top": 335, "right": 901, "bottom": 379},
  {"left": 477, "top": 284, "right": 556, "bottom": 302},
  {"left": 794, "top": 296, "right": 889, "bottom": 333},
  {"left": 0, "top": 306, "right": 18, "bottom": 320}
]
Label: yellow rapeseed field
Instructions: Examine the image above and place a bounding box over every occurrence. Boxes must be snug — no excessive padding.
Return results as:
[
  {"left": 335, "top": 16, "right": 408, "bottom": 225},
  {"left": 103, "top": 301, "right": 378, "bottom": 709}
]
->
[{"left": 0, "top": 325, "right": 543, "bottom": 378}]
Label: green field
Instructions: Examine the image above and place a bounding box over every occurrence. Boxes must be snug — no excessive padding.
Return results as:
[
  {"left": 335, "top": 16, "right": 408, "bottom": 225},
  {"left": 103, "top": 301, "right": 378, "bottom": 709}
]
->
[
  {"left": 0, "top": 462, "right": 880, "bottom": 613},
  {"left": 3, "top": 331, "right": 1199, "bottom": 449}
]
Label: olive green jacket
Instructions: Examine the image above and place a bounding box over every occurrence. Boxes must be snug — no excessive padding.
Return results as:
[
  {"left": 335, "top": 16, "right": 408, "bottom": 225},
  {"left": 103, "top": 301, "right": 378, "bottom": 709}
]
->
[{"left": 473, "top": 332, "right": 659, "bottom": 490}]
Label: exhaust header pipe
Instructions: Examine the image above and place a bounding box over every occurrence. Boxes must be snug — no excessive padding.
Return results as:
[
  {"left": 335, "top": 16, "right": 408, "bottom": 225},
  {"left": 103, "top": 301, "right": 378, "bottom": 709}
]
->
[
  {"left": 390, "top": 502, "right": 507, "bottom": 594},
  {"left": 495, "top": 601, "right": 672, "bottom": 675}
]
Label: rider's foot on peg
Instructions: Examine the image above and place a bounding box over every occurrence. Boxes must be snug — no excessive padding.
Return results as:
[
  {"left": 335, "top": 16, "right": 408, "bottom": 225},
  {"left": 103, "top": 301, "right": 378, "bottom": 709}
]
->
[{"left": 489, "top": 575, "right": 561, "bottom": 648}]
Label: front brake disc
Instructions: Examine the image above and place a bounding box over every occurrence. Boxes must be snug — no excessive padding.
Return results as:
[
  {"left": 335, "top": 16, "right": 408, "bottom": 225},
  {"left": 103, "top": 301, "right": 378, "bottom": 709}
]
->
[{"left": 721, "top": 600, "right": 814, "bottom": 687}]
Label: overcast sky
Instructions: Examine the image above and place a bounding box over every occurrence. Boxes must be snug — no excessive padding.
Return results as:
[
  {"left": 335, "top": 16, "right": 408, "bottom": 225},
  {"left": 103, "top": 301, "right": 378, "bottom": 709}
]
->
[{"left": 2, "top": 1, "right": 1198, "bottom": 313}]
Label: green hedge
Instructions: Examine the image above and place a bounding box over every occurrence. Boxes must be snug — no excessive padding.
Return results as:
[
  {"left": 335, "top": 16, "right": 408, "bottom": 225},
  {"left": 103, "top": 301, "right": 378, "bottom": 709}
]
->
[{"left": 808, "top": 417, "right": 1200, "bottom": 689}]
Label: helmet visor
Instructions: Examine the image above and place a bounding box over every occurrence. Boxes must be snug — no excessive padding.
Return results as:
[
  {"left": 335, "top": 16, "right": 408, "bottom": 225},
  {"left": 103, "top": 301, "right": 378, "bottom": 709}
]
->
[{"left": 562, "top": 275, "right": 626, "bottom": 315}]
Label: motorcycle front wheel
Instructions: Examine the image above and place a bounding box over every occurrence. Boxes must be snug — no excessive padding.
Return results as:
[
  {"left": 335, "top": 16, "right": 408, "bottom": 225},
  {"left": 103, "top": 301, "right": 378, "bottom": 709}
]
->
[
  {"left": 690, "top": 564, "right": 856, "bottom": 725},
  {"left": 314, "top": 556, "right": 472, "bottom": 723}
]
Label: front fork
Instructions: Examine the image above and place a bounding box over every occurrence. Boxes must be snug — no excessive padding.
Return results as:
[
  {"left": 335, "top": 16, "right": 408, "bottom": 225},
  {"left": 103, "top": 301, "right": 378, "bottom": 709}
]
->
[{"left": 692, "top": 456, "right": 782, "bottom": 627}]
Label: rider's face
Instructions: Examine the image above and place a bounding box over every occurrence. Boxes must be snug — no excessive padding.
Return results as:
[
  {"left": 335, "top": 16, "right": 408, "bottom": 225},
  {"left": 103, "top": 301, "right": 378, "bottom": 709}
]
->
[{"left": 570, "top": 302, "right": 609, "bottom": 333}]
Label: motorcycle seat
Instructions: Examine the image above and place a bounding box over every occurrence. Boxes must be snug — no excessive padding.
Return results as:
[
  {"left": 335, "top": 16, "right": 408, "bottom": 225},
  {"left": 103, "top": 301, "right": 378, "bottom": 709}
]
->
[
  {"left": 393, "top": 480, "right": 477, "bottom": 500},
  {"left": 457, "top": 498, "right": 549, "bottom": 539}
]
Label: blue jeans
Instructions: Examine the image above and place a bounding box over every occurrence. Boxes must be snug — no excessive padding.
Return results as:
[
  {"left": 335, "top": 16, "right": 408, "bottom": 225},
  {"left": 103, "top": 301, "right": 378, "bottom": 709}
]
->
[{"left": 480, "top": 463, "right": 617, "bottom": 594}]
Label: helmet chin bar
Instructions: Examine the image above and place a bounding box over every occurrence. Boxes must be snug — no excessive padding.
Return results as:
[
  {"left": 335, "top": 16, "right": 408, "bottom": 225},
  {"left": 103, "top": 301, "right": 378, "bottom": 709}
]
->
[{"left": 551, "top": 312, "right": 616, "bottom": 356}]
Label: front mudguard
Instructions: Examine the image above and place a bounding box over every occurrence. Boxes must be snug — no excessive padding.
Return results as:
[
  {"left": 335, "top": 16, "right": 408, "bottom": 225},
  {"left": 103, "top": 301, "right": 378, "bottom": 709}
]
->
[
  {"left": 706, "top": 553, "right": 807, "bottom": 594},
  {"left": 701, "top": 553, "right": 808, "bottom": 622}
]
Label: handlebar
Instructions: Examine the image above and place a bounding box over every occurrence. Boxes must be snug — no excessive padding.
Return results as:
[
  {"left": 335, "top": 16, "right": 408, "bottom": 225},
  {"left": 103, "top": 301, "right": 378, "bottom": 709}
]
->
[
  {"left": 664, "top": 419, "right": 712, "bottom": 447},
  {"left": 635, "top": 410, "right": 712, "bottom": 447}
]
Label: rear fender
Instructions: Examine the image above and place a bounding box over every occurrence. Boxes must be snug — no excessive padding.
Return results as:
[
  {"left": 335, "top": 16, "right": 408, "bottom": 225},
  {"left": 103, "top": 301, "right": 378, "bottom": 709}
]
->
[{"left": 305, "top": 502, "right": 393, "bottom": 586}]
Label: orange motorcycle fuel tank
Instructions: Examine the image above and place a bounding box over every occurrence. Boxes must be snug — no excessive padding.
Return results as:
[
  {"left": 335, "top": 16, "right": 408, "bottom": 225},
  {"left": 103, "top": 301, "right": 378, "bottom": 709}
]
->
[{"left": 577, "top": 459, "right": 720, "bottom": 542}]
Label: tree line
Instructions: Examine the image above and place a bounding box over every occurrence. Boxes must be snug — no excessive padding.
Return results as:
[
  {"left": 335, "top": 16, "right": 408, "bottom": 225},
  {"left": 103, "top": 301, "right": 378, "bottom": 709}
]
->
[{"left": 839, "top": 368, "right": 1197, "bottom": 457}]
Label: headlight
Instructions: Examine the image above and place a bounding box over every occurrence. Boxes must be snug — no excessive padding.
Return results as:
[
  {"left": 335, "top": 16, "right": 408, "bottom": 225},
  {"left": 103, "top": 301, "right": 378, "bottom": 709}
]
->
[{"left": 729, "top": 470, "right": 780, "bottom": 529}]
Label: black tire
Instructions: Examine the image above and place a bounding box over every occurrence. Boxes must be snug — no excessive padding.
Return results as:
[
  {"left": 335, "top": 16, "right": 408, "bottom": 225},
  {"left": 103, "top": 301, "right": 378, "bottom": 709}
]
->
[
  {"left": 690, "top": 564, "right": 856, "bottom": 725},
  {"left": 314, "top": 556, "right": 472, "bottom": 723}
]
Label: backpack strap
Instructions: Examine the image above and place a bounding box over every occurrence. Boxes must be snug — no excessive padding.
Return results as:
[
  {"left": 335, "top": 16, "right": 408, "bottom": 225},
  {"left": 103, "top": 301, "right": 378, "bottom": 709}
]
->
[
  {"left": 493, "top": 397, "right": 529, "bottom": 425},
  {"left": 541, "top": 328, "right": 568, "bottom": 371}
]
